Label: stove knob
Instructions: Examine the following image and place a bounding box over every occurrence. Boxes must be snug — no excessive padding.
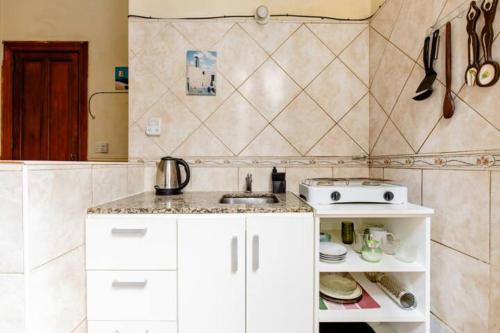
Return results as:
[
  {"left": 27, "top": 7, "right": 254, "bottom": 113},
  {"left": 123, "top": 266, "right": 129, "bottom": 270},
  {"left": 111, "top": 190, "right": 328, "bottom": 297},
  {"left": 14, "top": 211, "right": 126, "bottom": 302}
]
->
[
  {"left": 384, "top": 191, "right": 395, "bottom": 202},
  {"left": 331, "top": 191, "right": 341, "bottom": 202}
]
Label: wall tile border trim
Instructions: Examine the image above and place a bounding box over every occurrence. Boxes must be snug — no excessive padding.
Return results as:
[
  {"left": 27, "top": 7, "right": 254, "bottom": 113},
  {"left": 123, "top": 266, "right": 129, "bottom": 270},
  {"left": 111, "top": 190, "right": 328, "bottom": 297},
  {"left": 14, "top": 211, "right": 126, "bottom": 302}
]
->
[{"left": 370, "top": 150, "right": 500, "bottom": 170}]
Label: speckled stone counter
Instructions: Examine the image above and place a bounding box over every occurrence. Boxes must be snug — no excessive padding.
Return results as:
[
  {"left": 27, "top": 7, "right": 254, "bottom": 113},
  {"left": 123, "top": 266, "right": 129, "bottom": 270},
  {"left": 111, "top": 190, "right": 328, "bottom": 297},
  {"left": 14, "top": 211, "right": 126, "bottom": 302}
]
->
[{"left": 87, "top": 191, "right": 313, "bottom": 214}]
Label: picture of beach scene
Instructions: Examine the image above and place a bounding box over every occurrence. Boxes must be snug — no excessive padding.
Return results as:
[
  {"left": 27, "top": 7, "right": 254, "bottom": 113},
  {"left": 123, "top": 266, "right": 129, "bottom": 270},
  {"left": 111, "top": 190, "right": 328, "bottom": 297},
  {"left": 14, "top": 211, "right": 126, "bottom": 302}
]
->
[{"left": 186, "top": 51, "right": 217, "bottom": 96}]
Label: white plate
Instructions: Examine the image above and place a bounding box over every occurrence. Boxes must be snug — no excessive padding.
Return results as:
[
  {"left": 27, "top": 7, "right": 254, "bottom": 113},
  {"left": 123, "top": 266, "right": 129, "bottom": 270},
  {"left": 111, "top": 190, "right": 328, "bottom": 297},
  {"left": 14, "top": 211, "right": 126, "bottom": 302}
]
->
[{"left": 320, "top": 242, "right": 348, "bottom": 256}]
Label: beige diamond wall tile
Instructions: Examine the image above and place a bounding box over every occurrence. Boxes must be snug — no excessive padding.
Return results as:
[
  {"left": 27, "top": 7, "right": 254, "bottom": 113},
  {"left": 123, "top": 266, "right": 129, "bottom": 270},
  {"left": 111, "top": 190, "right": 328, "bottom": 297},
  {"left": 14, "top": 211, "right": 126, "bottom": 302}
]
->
[
  {"left": 339, "top": 94, "right": 369, "bottom": 152},
  {"left": 390, "top": 0, "right": 447, "bottom": 61},
  {"left": 205, "top": 93, "right": 267, "bottom": 155},
  {"left": 239, "top": 21, "right": 300, "bottom": 54},
  {"left": 239, "top": 59, "right": 301, "bottom": 121},
  {"left": 334, "top": 167, "right": 369, "bottom": 178},
  {"left": 138, "top": 24, "right": 194, "bottom": 88},
  {"left": 138, "top": 91, "right": 201, "bottom": 154},
  {"left": 391, "top": 66, "right": 444, "bottom": 151},
  {"left": 129, "top": 57, "right": 168, "bottom": 123},
  {"left": 491, "top": 265, "right": 500, "bottom": 332},
  {"left": 424, "top": 170, "right": 490, "bottom": 261},
  {"left": 371, "top": 43, "right": 414, "bottom": 113},
  {"left": 459, "top": 34, "right": 500, "bottom": 130},
  {"left": 369, "top": 95, "right": 388, "bottom": 151},
  {"left": 339, "top": 28, "right": 369, "bottom": 85},
  {"left": 307, "top": 59, "right": 367, "bottom": 121},
  {"left": 308, "top": 125, "right": 365, "bottom": 157},
  {"left": 420, "top": 99, "right": 500, "bottom": 153},
  {"left": 173, "top": 125, "right": 233, "bottom": 156},
  {"left": 369, "top": 168, "right": 384, "bottom": 179},
  {"left": 240, "top": 126, "right": 300, "bottom": 157},
  {"left": 307, "top": 23, "right": 367, "bottom": 55},
  {"left": 190, "top": 167, "right": 238, "bottom": 192},
  {"left": 170, "top": 72, "right": 234, "bottom": 121},
  {"left": 492, "top": 173, "right": 500, "bottom": 266},
  {"left": 172, "top": 21, "right": 233, "bottom": 49},
  {"left": 272, "top": 93, "right": 333, "bottom": 155},
  {"left": 371, "top": 120, "right": 414, "bottom": 156},
  {"left": 285, "top": 167, "right": 333, "bottom": 194},
  {"left": 431, "top": 242, "right": 489, "bottom": 333},
  {"left": 431, "top": 314, "right": 454, "bottom": 333},
  {"left": 369, "top": 28, "right": 388, "bottom": 86},
  {"left": 129, "top": 20, "right": 167, "bottom": 56},
  {"left": 273, "top": 25, "right": 334, "bottom": 88},
  {"left": 215, "top": 24, "right": 267, "bottom": 87},
  {"left": 129, "top": 124, "right": 166, "bottom": 161},
  {"left": 384, "top": 168, "right": 422, "bottom": 204},
  {"left": 370, "top": 0, "right": 403, "bottom": 38}
]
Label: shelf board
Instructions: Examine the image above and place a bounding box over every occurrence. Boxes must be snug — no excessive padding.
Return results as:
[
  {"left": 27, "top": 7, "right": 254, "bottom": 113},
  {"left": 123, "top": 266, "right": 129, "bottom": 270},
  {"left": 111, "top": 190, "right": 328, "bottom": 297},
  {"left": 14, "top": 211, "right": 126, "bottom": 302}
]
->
[
  {"left": 318, "top": 273, "right": 426, "bottom": 323},
  {"left": 312, "top": 203, "right": 434, "bottom": 218}
]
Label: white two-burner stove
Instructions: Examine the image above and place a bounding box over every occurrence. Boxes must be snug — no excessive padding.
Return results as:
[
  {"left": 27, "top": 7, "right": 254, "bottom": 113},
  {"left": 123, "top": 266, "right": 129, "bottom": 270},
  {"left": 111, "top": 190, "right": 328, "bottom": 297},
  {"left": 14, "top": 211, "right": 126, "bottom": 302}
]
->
[{"left": 299, "top": 178, "right": 408, "bottom": 205}]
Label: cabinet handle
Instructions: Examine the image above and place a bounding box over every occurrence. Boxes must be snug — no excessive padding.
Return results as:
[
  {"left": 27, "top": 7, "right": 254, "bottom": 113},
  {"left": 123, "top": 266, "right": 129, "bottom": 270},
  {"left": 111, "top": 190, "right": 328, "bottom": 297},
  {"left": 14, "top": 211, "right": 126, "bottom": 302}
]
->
[
  {"left": 111, "top": 280, "right": 148, "bottom": 288},
  {"left": 252, "top": 235, "right": 260, "bottom": 271},
  {"left": 231, "top": 236, "right": 238, "bottom": 272},
  {"left": 111, "top": 228, "right": 148, "bottom": 236}
]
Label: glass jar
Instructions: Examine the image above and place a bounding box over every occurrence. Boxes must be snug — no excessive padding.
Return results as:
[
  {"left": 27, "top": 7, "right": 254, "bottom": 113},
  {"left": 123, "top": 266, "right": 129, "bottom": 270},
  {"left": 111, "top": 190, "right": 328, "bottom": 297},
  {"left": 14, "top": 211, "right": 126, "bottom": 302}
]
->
[{"left": 361, "top": 234, "right": 383, "bottom": 262}]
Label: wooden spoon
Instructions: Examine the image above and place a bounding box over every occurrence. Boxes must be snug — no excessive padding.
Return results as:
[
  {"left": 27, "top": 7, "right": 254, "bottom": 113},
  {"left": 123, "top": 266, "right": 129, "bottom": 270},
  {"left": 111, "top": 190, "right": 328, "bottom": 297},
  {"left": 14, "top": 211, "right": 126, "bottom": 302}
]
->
[{"left": 443, "top": 22, "right": 455, "bottom": 119}]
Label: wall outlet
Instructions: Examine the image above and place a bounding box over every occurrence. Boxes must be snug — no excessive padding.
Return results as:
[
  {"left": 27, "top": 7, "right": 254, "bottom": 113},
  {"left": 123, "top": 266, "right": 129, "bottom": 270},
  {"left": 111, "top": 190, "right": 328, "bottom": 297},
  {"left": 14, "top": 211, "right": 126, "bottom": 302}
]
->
[
  {"left": 146, "top": 117, "right": 162, "bottom": 136},
  {"left": 95, "top": 142, "right": 109, "bottom": 153}
]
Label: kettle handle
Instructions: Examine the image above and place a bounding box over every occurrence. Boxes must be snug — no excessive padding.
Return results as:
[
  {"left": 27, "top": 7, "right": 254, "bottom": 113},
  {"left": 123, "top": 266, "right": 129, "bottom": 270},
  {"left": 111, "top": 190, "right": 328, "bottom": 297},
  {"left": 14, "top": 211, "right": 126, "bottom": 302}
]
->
[{"left": 176, "top": 159, "right": 191, "bottom": 190}]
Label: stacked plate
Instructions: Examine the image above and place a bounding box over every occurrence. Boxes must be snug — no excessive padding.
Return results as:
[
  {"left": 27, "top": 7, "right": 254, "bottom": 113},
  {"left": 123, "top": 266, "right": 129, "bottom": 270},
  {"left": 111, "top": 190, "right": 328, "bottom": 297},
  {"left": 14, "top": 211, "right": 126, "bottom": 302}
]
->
[
  {"left": 320, "top": 242, "right": 347, "bottom": 263},
  {"left": 320, "top": 273, "right": 363, "bottom": 304}
]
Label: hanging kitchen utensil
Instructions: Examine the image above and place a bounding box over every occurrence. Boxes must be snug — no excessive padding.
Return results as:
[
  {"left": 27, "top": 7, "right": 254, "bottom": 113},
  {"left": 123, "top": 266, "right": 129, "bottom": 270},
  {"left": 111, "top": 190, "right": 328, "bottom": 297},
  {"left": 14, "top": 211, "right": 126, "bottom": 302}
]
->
[
  {"left": 477, "top": 0, "right": 500, "bottom": 87},
  {"left": 443, "top": 22, "right": 455, "bottom": 119},
  {"left": 414, "top": 29, "right": 440, "bottom": 101},
  {"left": 465, "top": 1, "right": 481, "bottom": 86}
]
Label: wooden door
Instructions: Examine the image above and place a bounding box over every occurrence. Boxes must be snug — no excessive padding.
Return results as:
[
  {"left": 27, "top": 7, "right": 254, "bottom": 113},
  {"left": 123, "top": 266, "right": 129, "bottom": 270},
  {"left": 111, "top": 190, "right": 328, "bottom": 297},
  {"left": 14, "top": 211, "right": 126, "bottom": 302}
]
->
[
  {"left": 246, "top": 214, "right": 315, "bottom": 333},
  {"left": 178, "top": 216, "right": 246, "bottom": 333},
  {"left": 2, "top": 42, "right": 88, "bottom": 160}
]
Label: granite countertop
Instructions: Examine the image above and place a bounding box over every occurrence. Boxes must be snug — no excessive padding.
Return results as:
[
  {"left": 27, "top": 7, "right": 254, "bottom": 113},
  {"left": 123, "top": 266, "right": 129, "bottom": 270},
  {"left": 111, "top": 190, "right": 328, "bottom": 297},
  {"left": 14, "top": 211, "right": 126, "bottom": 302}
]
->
[{"left": 87, "top": 191, "right": 313, "bottom": 214}]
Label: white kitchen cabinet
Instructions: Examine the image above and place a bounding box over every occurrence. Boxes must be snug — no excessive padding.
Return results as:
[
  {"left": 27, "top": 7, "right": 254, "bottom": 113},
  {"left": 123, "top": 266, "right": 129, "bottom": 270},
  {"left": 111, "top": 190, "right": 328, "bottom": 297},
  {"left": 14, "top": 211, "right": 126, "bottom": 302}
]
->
[
  {"left": 87, "top": 321, "right": 177, "bottom": 333},
  {"left": 178, "top": 216, "right": 246, "bottom": 333},
  {"left": 246, "top": 215, "right": 314, "bottom": 333},
  {"left": 178, "top": 213, "right": 314, "bottom": 333}
]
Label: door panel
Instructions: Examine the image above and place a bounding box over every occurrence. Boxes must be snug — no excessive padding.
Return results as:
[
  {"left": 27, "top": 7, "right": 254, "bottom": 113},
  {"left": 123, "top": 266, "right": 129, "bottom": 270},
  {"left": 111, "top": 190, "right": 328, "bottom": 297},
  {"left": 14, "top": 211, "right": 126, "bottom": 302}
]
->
[
  {"left": 3, "top": 42, "right": 88, "bottom": 161},
  {"left": 178, "top": 217, "right": 246, "bottom": 333},
  {"left": 246, "top": 215, "right": 315, "bottom": 333}
]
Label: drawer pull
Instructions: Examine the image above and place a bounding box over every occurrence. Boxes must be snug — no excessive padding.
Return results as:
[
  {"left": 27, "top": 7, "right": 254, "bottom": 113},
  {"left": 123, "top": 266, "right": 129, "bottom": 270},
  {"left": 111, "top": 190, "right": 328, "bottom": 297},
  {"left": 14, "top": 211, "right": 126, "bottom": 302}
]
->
[
  {"left": 231, "top": 236, "right": 238, "bottom": 273},
  {"left": 252, "top": 235, "right": 260, "bottom": 271},
  {"left": 111, "top": 228, "right": 148, "bottom": 236},
  {"left": 111, "top": 280, "right": 148, "bottom": 288}
]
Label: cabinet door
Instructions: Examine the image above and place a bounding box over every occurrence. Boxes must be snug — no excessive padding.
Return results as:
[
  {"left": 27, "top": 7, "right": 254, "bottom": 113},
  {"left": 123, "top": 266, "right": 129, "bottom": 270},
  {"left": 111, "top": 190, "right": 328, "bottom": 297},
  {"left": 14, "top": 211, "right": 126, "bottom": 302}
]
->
[
  {"left": 246, "top": 214, "right": 314, "bottom": 333},
  {"left": 178, "top": 216, "right": 245, "bottom": 333}
]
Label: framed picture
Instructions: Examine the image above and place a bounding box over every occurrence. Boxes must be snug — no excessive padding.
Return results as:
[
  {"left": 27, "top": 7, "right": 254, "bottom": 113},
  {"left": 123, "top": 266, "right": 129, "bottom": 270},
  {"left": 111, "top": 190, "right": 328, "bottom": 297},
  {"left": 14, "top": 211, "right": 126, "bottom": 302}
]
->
[
  {"left": 115, "top": 66, "right": 128, "bottom": 90},
  {"left": 186, "top": 51, "right": 217, "bottom": 96}
]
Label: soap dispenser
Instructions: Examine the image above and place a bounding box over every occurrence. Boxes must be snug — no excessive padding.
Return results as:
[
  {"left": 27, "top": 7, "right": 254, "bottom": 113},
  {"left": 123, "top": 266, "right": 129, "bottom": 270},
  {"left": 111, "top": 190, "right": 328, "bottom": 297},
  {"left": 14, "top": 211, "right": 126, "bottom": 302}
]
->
[{"left": 271, "top": 167, "right": 286, "bottom": 193}]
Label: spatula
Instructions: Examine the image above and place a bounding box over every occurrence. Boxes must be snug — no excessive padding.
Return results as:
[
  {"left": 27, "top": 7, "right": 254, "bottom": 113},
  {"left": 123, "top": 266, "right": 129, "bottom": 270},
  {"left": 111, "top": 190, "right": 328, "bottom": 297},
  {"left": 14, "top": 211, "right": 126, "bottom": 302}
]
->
[
  {"left": 465, "top": 1, "right": 481, "bottom": 86},
  {"left": 477, "top": 0, "right": 500, "bottom": 87},
  {"left": 414, "top": 30, "right": 440, "bottom": 101}
]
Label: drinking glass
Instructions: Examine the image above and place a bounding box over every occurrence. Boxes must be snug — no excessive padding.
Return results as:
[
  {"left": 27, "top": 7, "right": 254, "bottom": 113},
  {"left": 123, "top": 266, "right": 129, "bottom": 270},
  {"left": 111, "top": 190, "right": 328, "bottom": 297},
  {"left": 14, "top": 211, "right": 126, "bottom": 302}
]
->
[
  {"left": 361, "top": 234, "right": 383, "bottom": 263},
  {"left": 395, "top": 242, "right": 418, "bottom": 263}
]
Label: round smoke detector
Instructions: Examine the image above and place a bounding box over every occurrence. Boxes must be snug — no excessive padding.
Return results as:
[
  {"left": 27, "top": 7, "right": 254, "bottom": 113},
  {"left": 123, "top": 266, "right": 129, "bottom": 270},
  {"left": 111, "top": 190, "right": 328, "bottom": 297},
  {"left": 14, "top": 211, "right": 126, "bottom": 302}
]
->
[{"left": 255, "top": 5, "right": 270, "bottom": 24}]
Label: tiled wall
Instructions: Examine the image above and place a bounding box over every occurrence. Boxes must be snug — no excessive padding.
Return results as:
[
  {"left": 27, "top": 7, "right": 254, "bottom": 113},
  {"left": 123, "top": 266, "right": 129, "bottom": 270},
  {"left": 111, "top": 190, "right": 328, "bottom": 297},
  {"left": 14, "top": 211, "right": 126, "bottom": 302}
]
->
[
  {"left": 370, "top": 1, "right": 500, "bottom": 332},
  {"left": 0, "top": 162, "right": 146, "bottom": 333}
]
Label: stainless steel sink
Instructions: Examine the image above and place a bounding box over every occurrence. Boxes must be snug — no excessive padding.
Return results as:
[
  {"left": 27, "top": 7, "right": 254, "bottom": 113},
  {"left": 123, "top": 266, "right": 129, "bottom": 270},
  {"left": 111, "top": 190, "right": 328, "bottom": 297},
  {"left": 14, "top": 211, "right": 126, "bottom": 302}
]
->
[{"left": 219, "top": 194, "right": 279, "bottom": 205}]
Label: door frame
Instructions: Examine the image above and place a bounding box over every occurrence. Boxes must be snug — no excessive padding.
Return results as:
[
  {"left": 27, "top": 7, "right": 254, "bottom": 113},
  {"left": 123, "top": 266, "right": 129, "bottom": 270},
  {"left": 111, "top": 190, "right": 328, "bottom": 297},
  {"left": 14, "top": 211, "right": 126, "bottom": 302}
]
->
[{"left": 1, "top": 41, "right": 88, "bottom": 160}]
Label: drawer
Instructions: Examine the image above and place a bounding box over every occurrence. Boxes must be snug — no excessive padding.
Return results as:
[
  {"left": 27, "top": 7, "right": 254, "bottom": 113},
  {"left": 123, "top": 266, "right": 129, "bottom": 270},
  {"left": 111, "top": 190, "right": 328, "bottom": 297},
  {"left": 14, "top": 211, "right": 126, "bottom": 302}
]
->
[
  {"left": 87, "top": 271, "right": 176, "bottom": 321},
  {"left": 86, "top": 216, "right": 176, "bottom": 270},
  {"left": 88, "top": 321, "right": 177, "bottom": 333}
]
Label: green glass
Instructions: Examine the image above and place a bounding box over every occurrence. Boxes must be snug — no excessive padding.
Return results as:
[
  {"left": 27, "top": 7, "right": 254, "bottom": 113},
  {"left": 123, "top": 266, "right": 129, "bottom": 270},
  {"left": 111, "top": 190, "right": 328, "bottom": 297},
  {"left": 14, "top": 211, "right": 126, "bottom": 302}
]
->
[{"left": 341, "top": 221, "right": 354, "bottom": 244}]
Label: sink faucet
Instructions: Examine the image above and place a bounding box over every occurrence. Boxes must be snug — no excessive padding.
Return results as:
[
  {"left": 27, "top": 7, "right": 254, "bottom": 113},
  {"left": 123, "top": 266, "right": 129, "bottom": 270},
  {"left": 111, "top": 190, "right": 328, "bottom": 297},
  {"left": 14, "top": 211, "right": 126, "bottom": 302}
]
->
[{"left": 245, "top": 173, "right": 252, "bottom": 192}]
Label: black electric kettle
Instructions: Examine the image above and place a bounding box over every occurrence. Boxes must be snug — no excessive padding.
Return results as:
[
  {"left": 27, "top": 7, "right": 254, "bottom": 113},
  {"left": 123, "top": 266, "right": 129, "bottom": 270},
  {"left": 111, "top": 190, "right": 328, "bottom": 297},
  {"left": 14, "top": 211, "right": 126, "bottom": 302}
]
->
[{"left": 155, "top": 156, "right": 191, "bottom": 195}]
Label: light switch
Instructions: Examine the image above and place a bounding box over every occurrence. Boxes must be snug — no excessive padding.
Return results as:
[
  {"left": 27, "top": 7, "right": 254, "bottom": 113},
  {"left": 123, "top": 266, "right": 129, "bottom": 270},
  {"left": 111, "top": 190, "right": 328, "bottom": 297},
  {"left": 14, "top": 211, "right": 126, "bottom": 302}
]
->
[
  {"left": 95, "top": 142, "right": 109, "bottom": 153},
  {"left": 146, "top": 117, "right": 161, "bottom": 136}
]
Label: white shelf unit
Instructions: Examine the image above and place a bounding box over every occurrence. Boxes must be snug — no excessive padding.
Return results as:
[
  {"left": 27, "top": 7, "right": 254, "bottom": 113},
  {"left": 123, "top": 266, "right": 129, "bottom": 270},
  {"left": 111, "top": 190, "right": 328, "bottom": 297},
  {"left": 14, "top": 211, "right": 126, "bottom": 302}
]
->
[{"left": 313, "top": 203, "right": 433, "bottom": 333}]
